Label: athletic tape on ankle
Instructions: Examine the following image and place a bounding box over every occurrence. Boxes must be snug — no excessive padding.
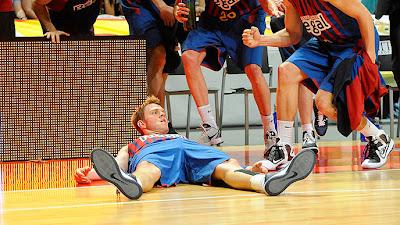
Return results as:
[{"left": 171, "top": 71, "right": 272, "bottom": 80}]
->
[{"left": 234, "top": 169, "right": 259, "bottom": 176}]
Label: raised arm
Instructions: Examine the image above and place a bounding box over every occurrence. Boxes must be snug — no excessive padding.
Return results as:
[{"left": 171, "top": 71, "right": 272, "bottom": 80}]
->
[
  {"left": 324, "top": 0, "right": 376, "bottom": 62},
  {"left": 242, "top": 0, "right": 303, "bottom": 48},
  {"left": 74, "top": 145, "right": 130, "bottom": 184},
  {"left": 32, "top": 0, "right": 70, "bottom": 43}
]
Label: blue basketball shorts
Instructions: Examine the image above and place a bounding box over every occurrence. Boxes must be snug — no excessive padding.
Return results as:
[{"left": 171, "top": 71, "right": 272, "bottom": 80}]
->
[
  {"left": 287, "top": 30, "right": 380, "bottom": 93},
  {"left": 182, "top": 13, "right": 266, "bottom": 71},
  {"left": 128, "top": 138, "right": 230, "bottom": 186}
]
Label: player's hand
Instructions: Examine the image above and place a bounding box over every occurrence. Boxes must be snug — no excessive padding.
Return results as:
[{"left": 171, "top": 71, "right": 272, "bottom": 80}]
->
[
  {"left": 242, "top": 26, "right": 261, "bottom": 48},
  {"left": 174, "top": 3, "right": 189, "bottom": 23},
  {"left": 245, "top": 162, "right": 268, "bottom": 174},
  {"left": 159, "top": 5, "right": 176, "bottom": 27},
  {"left": 273, "top": 0, "right": 285, "bottom": 13},
  {"left": 74, "top": 166, "right": 92, "bottom": 184},
  {"left": 267, "top": 0, "right": 284, "bottom": 17},
  {"left": 44, "top": 30, "right": 70, "bottom": 43}
]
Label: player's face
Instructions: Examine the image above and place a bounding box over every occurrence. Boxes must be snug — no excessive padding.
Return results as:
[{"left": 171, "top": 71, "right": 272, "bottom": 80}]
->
[{"left": 142, "top": 103, "right": 169, "bottom": 134}]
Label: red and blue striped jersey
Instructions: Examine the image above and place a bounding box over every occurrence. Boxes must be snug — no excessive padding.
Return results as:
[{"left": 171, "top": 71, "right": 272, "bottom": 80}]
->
[
  {"left": 0, "top": 0, "right": 13, "bottom": 12},
  {"left": 199, "top": 0, "right": 264, "bottom": 30},
  {"left": 127, "top": 134, "right": 186, "bottom": 157},
  {"left": 288, "top": 0, "right": 362, "bottom": 44}
]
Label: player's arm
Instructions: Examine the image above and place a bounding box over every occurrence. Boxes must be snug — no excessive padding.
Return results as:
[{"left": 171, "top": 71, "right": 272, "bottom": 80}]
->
[
  {"left": 32, "top": 0, "right": 70, "bottom": 43},
  {"left": 324, "top": 0, "right": 376, "bottom": 62},
  {"left": 74, "top": 145, "right": 130, "bottom": 184},
  {"left": 242, "top": 0, "right": 302, "bottom": 48},
  {"left": 151, "top": 0, "right": 175, "bottom": 27}
]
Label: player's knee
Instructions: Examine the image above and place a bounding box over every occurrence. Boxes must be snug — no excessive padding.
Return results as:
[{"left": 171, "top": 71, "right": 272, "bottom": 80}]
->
[
  {"left": 151, "top": 45, "right": 166, "bottom": 66},
  {"left": 181, "top": 51, "right": 199, "bottom": 68},
  {"left": 244, "top": 64, "right": 263, "bottom": 82},
  {"left": 278, "top": 62, "right": 300, "bottom": 85},
  {"left": 315, "top": 92, "right": 332, "bottom": 115},
  {"left": 225, "top": 158, "right": 241, "bottom": 167}
]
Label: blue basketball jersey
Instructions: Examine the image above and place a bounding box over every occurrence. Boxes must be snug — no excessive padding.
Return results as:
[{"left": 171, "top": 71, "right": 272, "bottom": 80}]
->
[
  {"left": 288, "top": 0, "right": 361, "bottom": 44},
  {"left": 199, "top": 0, "right": 264, "bottom": 30}
]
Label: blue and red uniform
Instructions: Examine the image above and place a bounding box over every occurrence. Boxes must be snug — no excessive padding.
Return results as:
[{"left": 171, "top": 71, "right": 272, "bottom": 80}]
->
[
  {"left": 182, "top": 0, "right": 266, "bottom": 71},
  {"left": 286, "top": 0, "right": 387, "bottom": 135},
  {"left": 45, "top": 0, "right": 100, "bottom": 36},
  {"left": 121, "top": 0, "right": 184, "bottom": 73},
  {"left": 0, "top": 0, "right": 15, "bottom": 40},
  {"left": 127, "top": 134, "right": 230, "bottom": 186}
]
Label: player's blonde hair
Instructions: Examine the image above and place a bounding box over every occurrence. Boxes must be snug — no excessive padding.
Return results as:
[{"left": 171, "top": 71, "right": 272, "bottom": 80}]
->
[{"left": 131, "top": 96, "right": 161, "bottom": 135}]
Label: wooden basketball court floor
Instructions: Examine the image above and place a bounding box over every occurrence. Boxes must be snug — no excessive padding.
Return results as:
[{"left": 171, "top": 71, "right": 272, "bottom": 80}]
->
[{"left": 1, "top": 140, "right": 399, "bottom": 225}]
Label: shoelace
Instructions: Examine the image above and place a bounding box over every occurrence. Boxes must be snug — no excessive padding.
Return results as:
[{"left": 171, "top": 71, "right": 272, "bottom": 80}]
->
[
  {"left": 265, "top": 144, "right": 284, "bottom": 161},
  {"left": 317, "top": 113, "right": 326, "bottom": 127},
  {"left": 303, "top": 132, "right": 315, "bottom": 143},
  {"left": 364, "top": 138, "right": 380, "bottom": 161}
]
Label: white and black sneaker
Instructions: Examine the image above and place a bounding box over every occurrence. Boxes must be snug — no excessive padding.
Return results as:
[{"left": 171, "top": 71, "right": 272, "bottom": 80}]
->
[
  {"left": 91, "top": 149, "right": 143, "bottom": 200},
  {"left": 198, "top": 123, "right": 223, "bottom": 146},
  {"left": 361, "top": 130, "right": 394, "bottom": 169},
  {"left": 302, "top": 131, "right": 319, "bottom": 154},
  {"left": 264, "top": 130, "right": 277, "bottom": 155},
  {"left": 313, "top": 103, "right": 328, "bottom": 136},
  {"left": 261, "top": 139, "right": 295, "bottom": 170},
  {"left": 264, "top": 149, "right": 316, "bottom": 196}
]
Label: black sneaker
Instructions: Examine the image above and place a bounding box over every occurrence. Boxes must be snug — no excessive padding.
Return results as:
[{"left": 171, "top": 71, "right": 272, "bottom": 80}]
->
[
  {"left": 361, "top": 130, "right": 394, "bottom": 169},
  {"left": 302, "top": 131, "right": 319, "bottom": 154},
  {"left": 313, "top": 102, "right": 328, "bottom": 136},
  {"left": 262, "top": 139, "right": 294, "bottom": 170},
  {"left": 91, "top": 149, "right": 143, "bottom": 200},
  {"left": 264, "top": 149, "right": 316, "bottom": 196}
]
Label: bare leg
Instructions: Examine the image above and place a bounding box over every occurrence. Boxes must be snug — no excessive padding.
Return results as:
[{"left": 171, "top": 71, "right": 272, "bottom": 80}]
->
[
  {"left": 181, "top": 50, "right": 208, "bottom": 107},
  {"left": 22, "top": 0, "right": 37, "bottom": 19},
  {"left": 244, "top": 64, "right": 271, "bottom": 116},
  {"left": 212, "top": 159, "right": 254, "bottom": 190},
  {"left": 276, "top": 62, "right": 308, "bottom": 121},
  {"left": 147, "top": 45, "right": 168, "bottom": 107},
  {"left": 132, "top": 161, "right": 161, "bottom": 192},
  {"left": 298, "top": 84, "right": 313, "bottom": 125},
  {"left": 314, "top": 90, "right": 337, "bottom": 121}
]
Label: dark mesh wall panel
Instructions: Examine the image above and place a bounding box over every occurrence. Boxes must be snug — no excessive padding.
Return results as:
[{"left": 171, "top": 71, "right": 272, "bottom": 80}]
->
[{"left": 0, "top": 37, "right": 147, "bottom": 161}]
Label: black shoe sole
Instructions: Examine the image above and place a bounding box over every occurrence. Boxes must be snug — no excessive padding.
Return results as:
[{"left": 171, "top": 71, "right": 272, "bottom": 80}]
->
[
  {"left": 302, "top": 145, "right": 319, "bottom": 155},
  {"left": 91, "top": 149, "right": 143, "bottom": 200},
  {"left": 264, "top": 149, "right": 316, "bottom": 196}
]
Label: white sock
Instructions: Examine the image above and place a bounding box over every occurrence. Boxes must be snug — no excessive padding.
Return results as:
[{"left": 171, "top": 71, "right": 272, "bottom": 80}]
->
[
  {"left": 301, "top": 123, "right": 313, "bottom": 135},
  {"left": 261, "top": 114, "right": 276, "bottom": 133},
  {"left": 359, "top": 118, "right": 380, "bottom": 138},
  {"left": 250, "top": 174, "right": 265, "bottom": 192},
  {"left": 198, "top": 104, "right": 217, "bottom": 128},
  {"left": 277, "top": 120, "right": 294, "bottom": 145}
]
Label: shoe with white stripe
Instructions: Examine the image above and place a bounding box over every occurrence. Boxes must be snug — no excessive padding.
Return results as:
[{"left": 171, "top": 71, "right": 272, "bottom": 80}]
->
[
  {"left": 91, "top": 149, "right": 143, "bottom": 200},
  {"left": 361, "top": 130, "right": 394, "bottom": 169},
  {"left": 264, "top": 149, "right": 316, "bottom": 196}
]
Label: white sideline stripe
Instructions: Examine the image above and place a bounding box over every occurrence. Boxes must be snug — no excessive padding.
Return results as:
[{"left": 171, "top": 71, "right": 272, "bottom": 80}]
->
[
  {"left": 4, "top": 188, "right": 400, "bottom": 213},
  {"left": 4, "top": 168, "right": 400, "bottom": 193}
]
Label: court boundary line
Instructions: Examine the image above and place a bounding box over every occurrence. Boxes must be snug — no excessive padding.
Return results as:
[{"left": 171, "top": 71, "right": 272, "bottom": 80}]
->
[
  {"left": 4, "top": 187, "right": 400, "bottom": 213},
  {"left": 3, "top": 168, "right": 400, "bottom": 193}
]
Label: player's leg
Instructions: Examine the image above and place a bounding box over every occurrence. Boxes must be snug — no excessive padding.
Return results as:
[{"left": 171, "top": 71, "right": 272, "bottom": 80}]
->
[
  {"left": 298, "top": 84, "right": 318, "bottom": 152},
  {"left": 181, "top": 28, "right": 224, "bottom": 145}
]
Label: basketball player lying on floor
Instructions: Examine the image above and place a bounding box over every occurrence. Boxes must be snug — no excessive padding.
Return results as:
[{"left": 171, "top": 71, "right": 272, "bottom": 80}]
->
[{"left": 74, "top": 96, "right": 316, "bottom": 200}]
